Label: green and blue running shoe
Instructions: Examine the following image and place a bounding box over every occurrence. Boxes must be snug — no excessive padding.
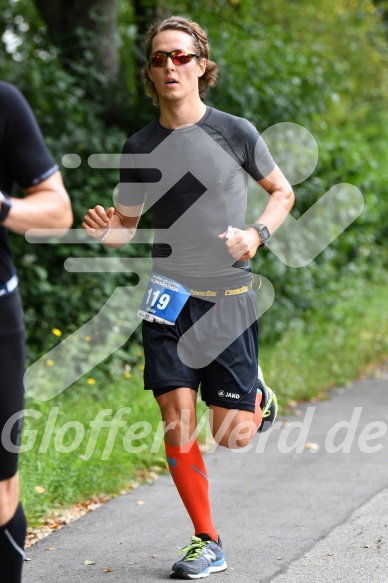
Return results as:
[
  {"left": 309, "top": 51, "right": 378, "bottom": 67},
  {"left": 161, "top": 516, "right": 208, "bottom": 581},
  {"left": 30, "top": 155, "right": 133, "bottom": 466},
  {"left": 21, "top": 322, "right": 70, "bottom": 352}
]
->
[
  {"left": 170, "top": 535, "right": 227, "bottom": 579},
  {"left": 257, "top": 365, "right": 278, "bottom": 433}
]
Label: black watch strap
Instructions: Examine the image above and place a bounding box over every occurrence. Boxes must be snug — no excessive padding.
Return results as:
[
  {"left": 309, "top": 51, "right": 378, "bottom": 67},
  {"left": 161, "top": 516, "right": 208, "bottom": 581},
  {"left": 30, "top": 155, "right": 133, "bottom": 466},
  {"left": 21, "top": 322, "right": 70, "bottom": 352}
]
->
[{"left": 0, "top": 192, "right": 12, "bottom": 222}]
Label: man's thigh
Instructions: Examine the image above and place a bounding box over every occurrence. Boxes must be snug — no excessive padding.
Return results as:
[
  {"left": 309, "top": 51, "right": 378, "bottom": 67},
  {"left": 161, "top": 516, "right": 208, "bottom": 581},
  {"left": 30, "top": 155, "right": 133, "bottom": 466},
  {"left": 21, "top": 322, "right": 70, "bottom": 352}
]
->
[
  {"left": 141, "top": 294, "right": 218, "bottom": 392},
  {"left": 200, "top": 290, "right": 259, "bottom": 412}
]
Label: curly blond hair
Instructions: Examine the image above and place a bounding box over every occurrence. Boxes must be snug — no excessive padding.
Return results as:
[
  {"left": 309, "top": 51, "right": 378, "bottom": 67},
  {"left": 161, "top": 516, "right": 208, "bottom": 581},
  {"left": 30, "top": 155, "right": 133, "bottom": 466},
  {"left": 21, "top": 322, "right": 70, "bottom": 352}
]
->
[{"left": 142, "top": 16, "right": 218, "bottom": 105}]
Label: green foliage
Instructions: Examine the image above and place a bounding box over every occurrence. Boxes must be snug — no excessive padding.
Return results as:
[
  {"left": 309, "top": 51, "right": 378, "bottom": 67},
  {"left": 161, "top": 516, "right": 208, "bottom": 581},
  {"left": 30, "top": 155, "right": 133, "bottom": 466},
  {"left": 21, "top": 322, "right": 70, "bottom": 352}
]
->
[
  {"left": 0, "top": 0, "right": 144, "bottom": 366},
  {"left": 252, "top": 122, "right": 388, "bottom": 343}
]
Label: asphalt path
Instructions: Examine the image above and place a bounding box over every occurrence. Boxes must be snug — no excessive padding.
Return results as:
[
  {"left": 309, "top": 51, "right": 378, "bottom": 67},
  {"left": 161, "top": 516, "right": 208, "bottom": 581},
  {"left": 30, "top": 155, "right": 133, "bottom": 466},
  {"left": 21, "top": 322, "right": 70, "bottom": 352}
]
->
[{"left": 23, "top": 368, "right": 388, "bottom": 582}]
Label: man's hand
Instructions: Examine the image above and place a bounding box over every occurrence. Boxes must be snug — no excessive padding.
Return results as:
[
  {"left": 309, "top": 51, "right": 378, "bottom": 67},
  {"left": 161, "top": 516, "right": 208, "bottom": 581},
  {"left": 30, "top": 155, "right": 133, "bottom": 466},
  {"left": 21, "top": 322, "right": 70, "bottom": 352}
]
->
[
  {"left": 82, "top": 205, "right": 116, "bottom": 239},
  {"left": 218, "top": 227, "right": 262, "bottom": 261},
  {"left": 82, "top": 204, "right": 142, "bottom": 248}
]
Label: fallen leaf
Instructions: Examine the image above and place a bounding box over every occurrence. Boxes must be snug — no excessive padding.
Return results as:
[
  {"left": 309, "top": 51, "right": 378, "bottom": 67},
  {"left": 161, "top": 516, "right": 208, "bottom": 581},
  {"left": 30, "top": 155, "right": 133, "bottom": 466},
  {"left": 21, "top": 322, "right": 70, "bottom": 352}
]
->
[
  {"left": 136, "top": 500, "right": 145, "bottom": 505},
  {"left": 103, "top": 568, "right": 113, "bottom": 572},
  {"left": 25, "top": 494, "right": 110, "bottom": 549},
  {"left": 46, "top": 547, "right": 56, "bottom": 551},
  {"left": 35, "top": 486, "right": 46, "bottom": 494},
  {"left": 84, "top": 560, "right": 96, "bottom": 565},
  {"left": 305, "top": 442, "right": 319, "bottom": 452}
]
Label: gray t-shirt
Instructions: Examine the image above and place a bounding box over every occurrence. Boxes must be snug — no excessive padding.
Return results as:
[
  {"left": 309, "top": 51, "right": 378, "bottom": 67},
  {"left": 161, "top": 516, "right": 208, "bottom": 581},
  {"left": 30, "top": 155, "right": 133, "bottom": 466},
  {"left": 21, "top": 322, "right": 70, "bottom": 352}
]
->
[{"left": 119, "top": 106, "right": 275, "bottom": 288}]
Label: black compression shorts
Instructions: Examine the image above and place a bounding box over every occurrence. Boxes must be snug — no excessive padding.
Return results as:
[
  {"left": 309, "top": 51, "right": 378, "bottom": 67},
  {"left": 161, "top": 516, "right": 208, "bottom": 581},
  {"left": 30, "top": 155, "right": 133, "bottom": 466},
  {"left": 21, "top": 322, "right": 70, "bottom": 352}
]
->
[
  {"left": 142, "top": 289, "right": 259, "bottom": 412},
  {"left": 0, "top": 291, "right": 25, "bottom": 481}
]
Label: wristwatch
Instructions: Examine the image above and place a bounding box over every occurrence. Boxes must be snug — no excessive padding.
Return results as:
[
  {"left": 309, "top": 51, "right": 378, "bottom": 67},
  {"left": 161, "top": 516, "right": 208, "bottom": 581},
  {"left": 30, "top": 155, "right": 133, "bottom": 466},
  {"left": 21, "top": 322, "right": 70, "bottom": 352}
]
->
[
  {"left": 0, "top": 191, "right": 12, "bottom": 222},
  {"left": 249, "top": 223, "right": 271, "bottom": 247}
]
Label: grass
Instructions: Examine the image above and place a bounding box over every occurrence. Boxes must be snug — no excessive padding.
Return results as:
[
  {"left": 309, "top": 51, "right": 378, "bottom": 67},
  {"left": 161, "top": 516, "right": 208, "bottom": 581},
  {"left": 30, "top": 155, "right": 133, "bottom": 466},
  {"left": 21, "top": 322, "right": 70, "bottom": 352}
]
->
[
  {"left": 20, "top": 274, "right": 388, "bottom": 527},
  {"left": 20, "top": 356, "right": 163, "bottom": 527},
  {"left": 259, "top": 274, "right": 388, "bottom": 407}
]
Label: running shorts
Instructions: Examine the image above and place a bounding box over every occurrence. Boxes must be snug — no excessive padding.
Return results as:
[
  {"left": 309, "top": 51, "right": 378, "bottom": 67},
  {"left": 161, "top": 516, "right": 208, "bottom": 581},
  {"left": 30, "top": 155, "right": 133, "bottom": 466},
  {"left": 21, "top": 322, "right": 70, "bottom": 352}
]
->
[{"left": 142, "top": 288, "right": 259, "bottom": 412}]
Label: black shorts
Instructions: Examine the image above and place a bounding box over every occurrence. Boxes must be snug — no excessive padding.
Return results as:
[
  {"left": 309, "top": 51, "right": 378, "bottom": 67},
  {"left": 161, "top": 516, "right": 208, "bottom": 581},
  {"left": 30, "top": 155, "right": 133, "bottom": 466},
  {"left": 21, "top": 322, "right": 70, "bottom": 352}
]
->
[
  {"left": 142, "top": 289, "right": 259, "bottom": 412},
  {"left": 0, "top": 291, "right": 25, "bottom": 481}
]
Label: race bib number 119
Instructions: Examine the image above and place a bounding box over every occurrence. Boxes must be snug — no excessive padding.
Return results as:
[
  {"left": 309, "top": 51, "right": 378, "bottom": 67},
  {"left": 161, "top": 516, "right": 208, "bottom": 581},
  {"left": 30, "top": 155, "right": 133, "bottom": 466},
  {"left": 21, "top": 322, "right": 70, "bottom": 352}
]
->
[{"left": 138, "top": 272, "right": 191, "bottom": 325}]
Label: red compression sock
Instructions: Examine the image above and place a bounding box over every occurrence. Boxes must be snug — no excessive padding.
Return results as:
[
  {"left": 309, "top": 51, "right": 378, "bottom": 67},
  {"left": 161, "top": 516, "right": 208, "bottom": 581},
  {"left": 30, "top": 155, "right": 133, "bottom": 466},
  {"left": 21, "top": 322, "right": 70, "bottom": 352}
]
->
[{"left": 165, "top": 438, "right": 218, "bottom": 542}]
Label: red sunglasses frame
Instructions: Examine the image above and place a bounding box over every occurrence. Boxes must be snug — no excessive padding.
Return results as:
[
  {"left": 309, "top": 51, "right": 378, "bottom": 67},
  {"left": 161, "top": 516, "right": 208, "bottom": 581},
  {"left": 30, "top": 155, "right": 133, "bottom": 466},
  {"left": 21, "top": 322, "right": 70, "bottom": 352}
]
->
[{"left": 148, "top": 50, "right": 200, "bottom": 67}]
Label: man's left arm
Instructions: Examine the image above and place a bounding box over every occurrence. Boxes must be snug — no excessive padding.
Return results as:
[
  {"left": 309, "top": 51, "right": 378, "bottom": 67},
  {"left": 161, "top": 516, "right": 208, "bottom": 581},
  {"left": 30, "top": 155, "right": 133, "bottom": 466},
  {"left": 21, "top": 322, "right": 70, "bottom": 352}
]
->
[{"left": 221, "top": 165, "right": 294, "bottom": 261}]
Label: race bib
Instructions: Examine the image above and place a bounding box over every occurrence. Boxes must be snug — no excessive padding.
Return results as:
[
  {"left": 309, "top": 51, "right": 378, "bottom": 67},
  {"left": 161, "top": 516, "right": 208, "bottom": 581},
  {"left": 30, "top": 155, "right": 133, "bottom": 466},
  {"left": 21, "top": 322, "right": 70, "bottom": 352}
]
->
[{"left": 138, "top": 272, "right": 191, "bottom": 325}]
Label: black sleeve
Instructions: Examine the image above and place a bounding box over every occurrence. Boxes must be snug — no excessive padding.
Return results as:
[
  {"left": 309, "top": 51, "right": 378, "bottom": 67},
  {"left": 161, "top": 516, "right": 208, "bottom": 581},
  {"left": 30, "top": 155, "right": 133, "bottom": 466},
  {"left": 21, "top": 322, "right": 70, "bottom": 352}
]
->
[
  {"left": 0, "top": 82, "right": 58, "bottom": 189},
  {"left": 240, "top": 119, "right": 276, "bottom": 181}
]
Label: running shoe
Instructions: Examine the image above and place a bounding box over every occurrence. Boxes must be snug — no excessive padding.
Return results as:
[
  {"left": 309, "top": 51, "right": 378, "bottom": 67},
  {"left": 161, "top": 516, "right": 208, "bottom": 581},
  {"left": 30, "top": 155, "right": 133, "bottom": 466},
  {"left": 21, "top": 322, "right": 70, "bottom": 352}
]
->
[
  {"left": 170, "top": 535, "right": 227, "bottom": 579},
  {"left": 257, "top": 364, "right": 278, "bottom": 433}
]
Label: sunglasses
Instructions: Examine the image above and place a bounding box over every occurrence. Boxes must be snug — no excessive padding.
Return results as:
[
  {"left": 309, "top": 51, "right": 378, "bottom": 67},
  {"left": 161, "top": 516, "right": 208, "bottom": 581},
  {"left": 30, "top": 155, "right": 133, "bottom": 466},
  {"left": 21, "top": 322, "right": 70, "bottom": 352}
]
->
[{"left": 148, "top": 50, "right": 200, "bottom": 67}]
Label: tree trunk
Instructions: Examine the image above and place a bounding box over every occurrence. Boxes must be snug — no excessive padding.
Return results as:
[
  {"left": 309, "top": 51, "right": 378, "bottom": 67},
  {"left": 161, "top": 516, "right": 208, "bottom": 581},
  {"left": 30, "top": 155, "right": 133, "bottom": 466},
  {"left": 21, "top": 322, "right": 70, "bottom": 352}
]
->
[{"left": 34, "top": 0, "right": 120, "bottom": 79}]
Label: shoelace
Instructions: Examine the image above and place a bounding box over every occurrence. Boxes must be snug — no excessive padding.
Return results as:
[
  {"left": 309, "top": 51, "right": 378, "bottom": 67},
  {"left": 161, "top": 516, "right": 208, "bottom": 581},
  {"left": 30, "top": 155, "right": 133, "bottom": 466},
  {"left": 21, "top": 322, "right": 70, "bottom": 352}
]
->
[
  {"left": 262, "top": 387, "right": 277, "bottom": 418},
  {"left": 178, "top": 536, "right": 210, "bottom": 561}
]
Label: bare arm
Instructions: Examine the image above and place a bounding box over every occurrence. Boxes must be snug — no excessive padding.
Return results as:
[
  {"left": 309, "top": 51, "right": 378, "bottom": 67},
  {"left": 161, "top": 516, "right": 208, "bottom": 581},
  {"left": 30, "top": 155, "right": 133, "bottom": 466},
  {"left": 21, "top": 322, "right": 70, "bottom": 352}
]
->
[
  {"left": 82, "top": 203, "right": 143, "bottom": 248},
  {"left": 220, "top": 165, "right": 295, "bottom": 260},
  {"left": 1, "top": 171, "right": 73, "bottom": 235}
]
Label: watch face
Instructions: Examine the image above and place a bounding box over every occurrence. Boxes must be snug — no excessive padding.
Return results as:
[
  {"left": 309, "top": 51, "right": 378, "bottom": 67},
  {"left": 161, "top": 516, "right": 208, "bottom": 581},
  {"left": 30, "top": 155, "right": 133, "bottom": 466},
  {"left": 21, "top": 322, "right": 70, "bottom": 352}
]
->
[
  {"left": 254, "top": 224, "right": 270, "bottom": 242},
  {"left": 261, "top": 226, "right": 270, "bottom": 240}
]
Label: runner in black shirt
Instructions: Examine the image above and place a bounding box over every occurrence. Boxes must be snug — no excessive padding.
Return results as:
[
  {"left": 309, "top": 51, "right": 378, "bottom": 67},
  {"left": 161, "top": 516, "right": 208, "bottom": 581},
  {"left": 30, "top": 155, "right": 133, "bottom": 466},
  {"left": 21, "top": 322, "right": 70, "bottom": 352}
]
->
[
  {"left": 83, "top": 16, "right": 294, "bottom": 580},
  {"left": 0, "top": 81, "right": 73, "bottom": 583}
]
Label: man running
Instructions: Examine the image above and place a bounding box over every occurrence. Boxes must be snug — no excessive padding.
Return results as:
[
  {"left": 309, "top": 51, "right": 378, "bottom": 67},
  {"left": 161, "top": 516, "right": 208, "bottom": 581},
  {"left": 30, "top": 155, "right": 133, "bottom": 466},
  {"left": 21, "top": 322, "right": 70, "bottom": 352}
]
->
[{"left": 83, "top": 15, "right": 294, "bottom": 579}]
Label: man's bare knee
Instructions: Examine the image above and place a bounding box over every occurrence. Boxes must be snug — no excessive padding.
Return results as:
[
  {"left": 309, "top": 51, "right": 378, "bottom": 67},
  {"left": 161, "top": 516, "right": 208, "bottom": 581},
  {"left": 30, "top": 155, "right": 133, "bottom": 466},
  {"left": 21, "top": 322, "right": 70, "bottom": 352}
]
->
[
  {"left": 213, "top": 419, "right": 255, "bottom": 449},
  {"left": 215, "top": 434, "right": 251, "bottom": 449}
]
